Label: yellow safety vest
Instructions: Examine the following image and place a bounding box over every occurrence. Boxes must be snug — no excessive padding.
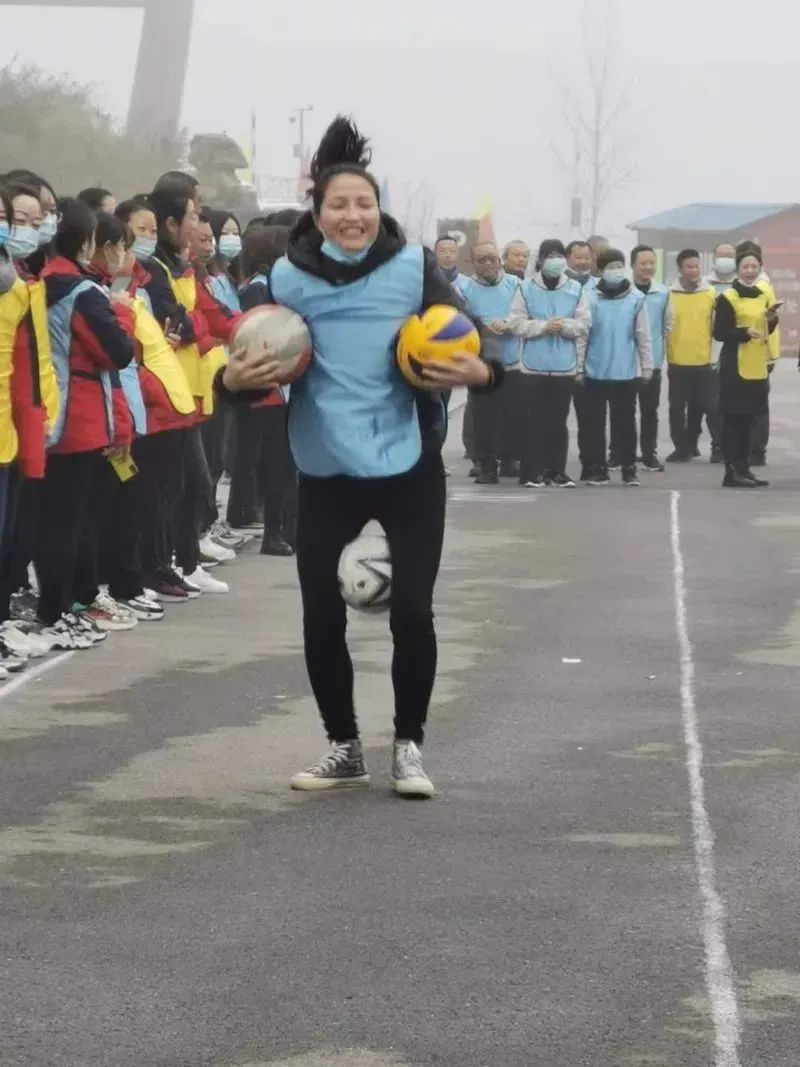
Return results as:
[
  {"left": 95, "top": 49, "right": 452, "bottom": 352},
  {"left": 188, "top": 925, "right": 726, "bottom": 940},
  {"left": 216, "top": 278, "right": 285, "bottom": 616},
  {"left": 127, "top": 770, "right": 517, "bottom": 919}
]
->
[
  {"left": 28, "top": 279, "right": 60, "bottom": 432},
  {"left": 131, "top": 296, "right": 196, "bottom": 415},
  {"left": 757, "top": 280, "right": 781, "bottom": 363},
  {"left": 667, "top": 287, "right": 716, "bottom": 366},
  {"left": 0, "top": 278, "right": 25, "bottom": 464},
  {"left": 155, "top": 262, "right": 228, "bottom": 416},
  {"left": 723, "top": 287, "right": 771, "bottom": 381}
]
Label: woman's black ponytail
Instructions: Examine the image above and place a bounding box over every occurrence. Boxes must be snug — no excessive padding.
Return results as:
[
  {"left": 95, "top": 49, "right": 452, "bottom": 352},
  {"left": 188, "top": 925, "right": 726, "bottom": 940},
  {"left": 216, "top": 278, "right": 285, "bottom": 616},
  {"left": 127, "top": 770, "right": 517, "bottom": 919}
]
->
[{"left": 309, "top": 115, "right": 380, "bottom": 213}]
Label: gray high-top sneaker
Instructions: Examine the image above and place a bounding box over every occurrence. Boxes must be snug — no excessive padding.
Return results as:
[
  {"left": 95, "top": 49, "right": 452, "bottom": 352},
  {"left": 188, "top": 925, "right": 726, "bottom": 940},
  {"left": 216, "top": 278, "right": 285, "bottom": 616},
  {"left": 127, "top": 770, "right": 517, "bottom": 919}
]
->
[
  {"left": 290, "top": 740, "right": 370, "bottom": 791},
  {"left": 391, "top": 740, "right": 435, "bottom": 798}
]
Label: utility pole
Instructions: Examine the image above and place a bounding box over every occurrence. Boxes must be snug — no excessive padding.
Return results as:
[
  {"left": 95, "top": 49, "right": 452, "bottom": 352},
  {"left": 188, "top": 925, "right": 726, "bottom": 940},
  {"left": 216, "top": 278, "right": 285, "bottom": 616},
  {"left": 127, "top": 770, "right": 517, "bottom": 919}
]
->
[{"left": 290, "top": 106, "right": 314, "bottom": 165}]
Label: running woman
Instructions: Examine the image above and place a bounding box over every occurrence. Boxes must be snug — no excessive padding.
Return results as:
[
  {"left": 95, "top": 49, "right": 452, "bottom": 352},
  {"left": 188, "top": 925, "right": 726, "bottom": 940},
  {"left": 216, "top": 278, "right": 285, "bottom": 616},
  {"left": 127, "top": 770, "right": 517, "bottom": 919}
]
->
[{"left": 220, "top": 116, "right": 503, "bottom": 797}]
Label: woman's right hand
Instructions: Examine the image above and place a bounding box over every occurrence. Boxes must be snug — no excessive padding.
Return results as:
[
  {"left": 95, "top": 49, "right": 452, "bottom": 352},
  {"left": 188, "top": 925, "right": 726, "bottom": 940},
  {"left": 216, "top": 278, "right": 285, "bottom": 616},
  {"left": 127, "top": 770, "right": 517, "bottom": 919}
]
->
[
  {"left": 747, "top": 327, "right": 765, "bottom": 341},
  {"left": 222, "top": 344, "right": 282, "bottom": 392}
]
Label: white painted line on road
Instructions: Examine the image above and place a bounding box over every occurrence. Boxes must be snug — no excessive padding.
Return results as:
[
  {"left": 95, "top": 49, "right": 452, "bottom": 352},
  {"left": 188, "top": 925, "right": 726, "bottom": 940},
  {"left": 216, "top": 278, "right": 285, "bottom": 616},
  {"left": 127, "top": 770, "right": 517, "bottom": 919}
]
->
[
  {"left": 0, "top": 652, "right": 75, "bottom": 706},
  {"left": 670, "top": 490, "right": 742, "bottom": 1067}
]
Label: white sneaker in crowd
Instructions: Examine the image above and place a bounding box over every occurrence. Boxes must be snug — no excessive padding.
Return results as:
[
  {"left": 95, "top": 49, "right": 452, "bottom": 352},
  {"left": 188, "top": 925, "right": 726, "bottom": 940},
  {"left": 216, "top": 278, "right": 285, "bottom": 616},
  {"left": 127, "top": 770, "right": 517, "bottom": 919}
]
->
[
  {"left": 181, "top": 566, "right": 229, "bottom": 595},
  {"left": 0, "top": 620, "right": 51, "bottom": 659},
  {"left": 391, "top": 740, "right": 435, "bottom": 798},
  {"left": 82, "top": 593, "right": 138, "bottom": 632},
  {"left": 120, "top": 596, "right": 165, "bottom": 622},
  {"left": 199, "top": 534, "right": 236, "bottom": 564}
]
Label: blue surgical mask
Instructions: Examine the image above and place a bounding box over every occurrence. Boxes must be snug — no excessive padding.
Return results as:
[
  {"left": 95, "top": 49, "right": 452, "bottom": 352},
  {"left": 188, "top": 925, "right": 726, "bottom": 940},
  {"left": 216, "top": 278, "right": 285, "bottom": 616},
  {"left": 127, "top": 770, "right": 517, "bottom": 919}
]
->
[
  {"left": 132, "top": 237, "right": 157, "bottom": 261},
  {"left": 602, "top": 267, "right": 627, "bottom": 287},
  {"left": 714, "top": 256, "right": 736, "bottom": 276},
  {"left": 0, "top": 221, "right": 9, "bottom": 250},
  {"left": 218, "top": 234, "right": 242, "bottom": 261},
  {"left": 38, "top": 213, "right": 57, "bottom": 245},
  {"left": 542, "top": 257, "right": 566, "bottom": 279},
  {"left": 321, "top": 238, "right": 372, "bottom": 264},
  {"left": 6, "top": 226, "right": 41, "bottom": 260}
]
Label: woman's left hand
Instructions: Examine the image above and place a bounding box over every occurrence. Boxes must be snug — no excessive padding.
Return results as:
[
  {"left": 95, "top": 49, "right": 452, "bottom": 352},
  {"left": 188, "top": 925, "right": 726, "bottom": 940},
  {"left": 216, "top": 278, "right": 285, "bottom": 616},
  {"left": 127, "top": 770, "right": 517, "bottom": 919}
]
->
[{"left": 422, "top": 354, "right": 491, "bottom": 389}]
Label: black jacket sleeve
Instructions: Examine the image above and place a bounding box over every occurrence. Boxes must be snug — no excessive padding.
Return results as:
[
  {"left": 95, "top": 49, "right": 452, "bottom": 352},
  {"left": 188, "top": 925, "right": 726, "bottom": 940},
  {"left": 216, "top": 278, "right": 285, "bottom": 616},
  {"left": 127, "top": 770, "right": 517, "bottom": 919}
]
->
[
  {"left": 239, "top": 280, "right": 271, "bottom": 312},
  {"left": 713, "top": 294, "right": 751, "bottom": 345},
  {"left": 420, "top": 247, "right": 503, "bottom": 394},
  {"left": 142, "top": 258, "right": 195, "bottom": 343}
]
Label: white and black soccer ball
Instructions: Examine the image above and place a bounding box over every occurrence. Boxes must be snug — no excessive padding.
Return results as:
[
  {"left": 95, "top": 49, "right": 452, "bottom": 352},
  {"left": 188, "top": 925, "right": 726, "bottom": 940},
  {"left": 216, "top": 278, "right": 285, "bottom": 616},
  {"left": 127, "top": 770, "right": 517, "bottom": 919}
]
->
[{"left": 337, "top": 531, "right": 392, "bottom": 613}]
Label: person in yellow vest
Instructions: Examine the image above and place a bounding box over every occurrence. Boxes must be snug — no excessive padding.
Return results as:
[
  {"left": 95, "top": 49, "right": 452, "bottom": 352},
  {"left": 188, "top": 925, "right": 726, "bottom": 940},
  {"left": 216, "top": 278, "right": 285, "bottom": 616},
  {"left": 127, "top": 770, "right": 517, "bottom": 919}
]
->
[
  {"left": 713, "top": 247, "right": 779, "bottom": 488},
  {"left": 666, "top": 249, "right": 719, "bottom": 462},
  {"left": 734, "top": 240, "right": 780, "bottom": 466}
]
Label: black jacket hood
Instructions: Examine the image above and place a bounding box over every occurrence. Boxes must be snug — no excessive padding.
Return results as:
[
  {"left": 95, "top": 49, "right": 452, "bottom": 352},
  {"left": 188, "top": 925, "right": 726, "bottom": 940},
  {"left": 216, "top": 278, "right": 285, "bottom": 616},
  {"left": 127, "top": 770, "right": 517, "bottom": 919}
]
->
[{"left": 286, "top": 211, "right": 407, "bottom": 286}]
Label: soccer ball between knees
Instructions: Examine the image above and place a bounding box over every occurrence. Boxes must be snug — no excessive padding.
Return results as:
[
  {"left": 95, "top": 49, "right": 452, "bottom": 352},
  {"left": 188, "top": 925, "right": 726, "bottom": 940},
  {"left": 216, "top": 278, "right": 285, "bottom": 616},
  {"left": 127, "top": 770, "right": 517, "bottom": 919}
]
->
[{"left": 337, "top": 531, "right": 392, "bottom": 613}]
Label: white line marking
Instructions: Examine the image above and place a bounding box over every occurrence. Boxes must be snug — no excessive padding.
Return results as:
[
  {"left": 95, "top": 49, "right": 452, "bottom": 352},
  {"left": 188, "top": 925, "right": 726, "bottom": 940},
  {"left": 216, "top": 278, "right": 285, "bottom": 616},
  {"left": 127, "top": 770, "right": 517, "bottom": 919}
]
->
[
  {"left": 0, "top": 652, "right": 75, "bottom": 706},
  {"left": 670, "top": 490, "right": 742, "bottom": 1066}
]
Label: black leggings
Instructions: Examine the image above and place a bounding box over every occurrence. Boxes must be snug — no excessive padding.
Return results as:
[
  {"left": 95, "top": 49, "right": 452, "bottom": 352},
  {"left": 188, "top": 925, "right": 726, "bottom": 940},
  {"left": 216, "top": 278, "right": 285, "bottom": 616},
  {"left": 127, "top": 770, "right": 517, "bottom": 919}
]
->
[
  {"left": 34, "top": 450, "right": 105, "bottom": 625},
  {"left": 722, "top": 412, "right": 753, "bottom": 468},
  {"left": 296, "top": 456, "right": 446, "bottom": 745}
]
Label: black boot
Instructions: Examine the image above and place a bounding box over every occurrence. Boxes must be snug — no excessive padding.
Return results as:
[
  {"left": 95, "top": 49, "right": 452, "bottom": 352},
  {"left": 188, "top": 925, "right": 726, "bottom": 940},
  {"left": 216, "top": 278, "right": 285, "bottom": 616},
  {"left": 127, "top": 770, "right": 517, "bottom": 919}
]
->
[
  {"left": 261, "top": 533, "right": 295, "bottom": 556},
  {"left": 722, "top": 464, "right": 757, "bottom": 488},
  {"left": 709, "top": 446, "right": 724, "bottom": 464},
  {"left": 475, "top": 461, "right": 499, "bottom": 486},
  {"left": 743, "top": 468, "right": 769, "bottom": 487}
]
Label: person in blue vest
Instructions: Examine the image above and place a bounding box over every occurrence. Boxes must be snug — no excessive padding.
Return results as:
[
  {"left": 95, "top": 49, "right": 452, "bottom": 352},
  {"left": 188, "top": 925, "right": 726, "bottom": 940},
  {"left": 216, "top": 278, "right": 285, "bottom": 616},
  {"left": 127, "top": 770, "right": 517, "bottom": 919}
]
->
[
  {"left": 506, "top": 239, "right": 590, "bottom": 487},
  {"left": 34, "top": 199, "right": 136, "bottom": 648},
  {"left": 565, "top": 240, "right": 595, "bottom": 289},
  {"left": 630, "top": 245, "right": 673, "bottom": 472},
  {"left": 576, "top": 248, "right": 653, "bottom": 486},
  {"left": 219, "top": 116, "right": 502, "bottom": 796},
  {"left": 460, "top": 242, "right": 521, "bottom": 483},
  {"left": 434, "top": 234, "right": 469, "bottom": 296},
  {"left": 502, "top": 240, "right": 531, "bottom": 280}
]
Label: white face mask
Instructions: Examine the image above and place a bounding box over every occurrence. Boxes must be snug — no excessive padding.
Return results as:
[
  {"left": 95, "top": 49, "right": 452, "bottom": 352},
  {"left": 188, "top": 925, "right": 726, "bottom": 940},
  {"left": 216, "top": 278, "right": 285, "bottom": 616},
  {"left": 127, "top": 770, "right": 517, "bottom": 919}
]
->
[
  {"left": 714, "top": 256, "right": 736, "bottom": 276},
  {"left": 602, "top": 267, "right": 627, "bottom": 287}
]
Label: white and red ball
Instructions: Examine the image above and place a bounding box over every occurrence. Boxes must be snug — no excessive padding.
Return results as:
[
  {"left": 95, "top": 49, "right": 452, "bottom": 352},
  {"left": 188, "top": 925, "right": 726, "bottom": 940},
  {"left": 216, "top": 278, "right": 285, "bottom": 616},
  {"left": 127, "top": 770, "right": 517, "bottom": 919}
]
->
[{"left": 232, "top": 305, "right": 313, "bottom": 384}]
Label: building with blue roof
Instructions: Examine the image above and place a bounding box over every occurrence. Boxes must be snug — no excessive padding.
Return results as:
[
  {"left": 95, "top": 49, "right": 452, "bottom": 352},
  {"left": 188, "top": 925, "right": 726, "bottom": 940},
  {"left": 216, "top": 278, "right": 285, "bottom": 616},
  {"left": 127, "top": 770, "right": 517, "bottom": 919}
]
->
[{"left": 629, "top": 203, "right": 800, "bottom": 351}]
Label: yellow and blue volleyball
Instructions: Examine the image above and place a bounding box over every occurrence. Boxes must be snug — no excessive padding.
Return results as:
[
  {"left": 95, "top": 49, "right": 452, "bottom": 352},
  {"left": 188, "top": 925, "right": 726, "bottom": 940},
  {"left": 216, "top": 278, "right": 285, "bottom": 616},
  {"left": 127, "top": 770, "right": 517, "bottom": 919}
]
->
[{"left": 396, "top": 304, "right": 481, "bottom": 390}]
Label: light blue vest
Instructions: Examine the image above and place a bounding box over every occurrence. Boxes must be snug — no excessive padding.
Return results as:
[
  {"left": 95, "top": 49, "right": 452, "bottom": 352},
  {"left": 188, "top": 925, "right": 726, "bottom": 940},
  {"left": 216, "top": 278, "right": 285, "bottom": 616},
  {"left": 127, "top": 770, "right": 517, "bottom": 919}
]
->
[
  {"left": 641, "top": 283, "right": 670, "bottom": 369},
  {"left": 47, "top": 278, "right": 114, "bottom": 447},
  {"left": 519, "top": 277, "right": 582, "bottom": 373},
  {"left": 453, "top": 272, "right": 471, "bottom": 297},
  {"left": 270, "top": 245, "right": 425, "bottom": 478},
  {"left": 119, "top": 363, "right": 147, "bottom": 436},
  {"left": 208, "top": 273, "right": 241, "bottom": 313},
  {"left": 585, "top": 287, "right": 646, "bottom": 381},
  {"left": 461, "top": 274, "right": 521, "bottom": 367}
]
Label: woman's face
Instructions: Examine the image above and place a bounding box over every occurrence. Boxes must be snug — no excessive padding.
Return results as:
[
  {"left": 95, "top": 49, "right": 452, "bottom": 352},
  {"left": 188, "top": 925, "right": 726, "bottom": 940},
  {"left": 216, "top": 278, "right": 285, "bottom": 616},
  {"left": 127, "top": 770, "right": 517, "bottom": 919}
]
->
[
  {"left": 221, "top": 216, "right": 240, "bottom": 237},
  {"left": 128, "top": 208, "right": 157, "bottom": 241},
  {"left": 167, "top": 199, "right": 200, "bottom": 253},
  {"left": 738, "top": 255, "right": 761, "bottom": 286},
  {"left": 13, "top": 194, "right": 42, "bottom": 233},
  {"left": 39, "top": 186, "right": 56, "bottom": 216},
  {"left": 102, "top": 238, "right": 127, "bottom": 277},
  {"left": 316, "top": 173, "right": 380, "bottom": 253}
]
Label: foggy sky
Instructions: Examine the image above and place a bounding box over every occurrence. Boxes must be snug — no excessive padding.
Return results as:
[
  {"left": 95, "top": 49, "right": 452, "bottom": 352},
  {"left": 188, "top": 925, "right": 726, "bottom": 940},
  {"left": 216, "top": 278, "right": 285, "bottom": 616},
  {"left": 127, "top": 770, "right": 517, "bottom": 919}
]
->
[{"left": 3, "top": 0, "right": 800, "bottom": 249}]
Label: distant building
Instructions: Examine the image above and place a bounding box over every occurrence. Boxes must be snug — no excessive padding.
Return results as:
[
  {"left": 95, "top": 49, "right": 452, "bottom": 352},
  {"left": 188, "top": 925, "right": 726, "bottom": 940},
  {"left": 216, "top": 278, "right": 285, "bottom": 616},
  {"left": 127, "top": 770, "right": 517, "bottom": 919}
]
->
[{"left": 629, "top": 203, "right": 800, "bottom": 352}]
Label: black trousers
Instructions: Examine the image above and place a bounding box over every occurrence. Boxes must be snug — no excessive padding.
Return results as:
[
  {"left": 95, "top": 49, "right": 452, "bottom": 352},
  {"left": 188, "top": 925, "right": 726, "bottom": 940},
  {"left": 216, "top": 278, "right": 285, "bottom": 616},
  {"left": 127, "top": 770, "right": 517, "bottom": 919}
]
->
[
  {"left": 472, "top": 388, "right": 502, "bottom": 469},
  {"left": 134, "top": 430, "right": 187, "bottom": 579},
  {"left": 227, "top": 405, "right": 265, "bottom": 529},
  {"left": 200, "top": 407, "right": 227, "bottom": 497},
  {"left": 723, "top": 412, "right": 753, "bottom": 467},
  {"left": 296, "top": 456, "right": 446, "bottom": 745},
  {"left": 574, "top": 382, "right": 592, "bottom": 469},
  {"left": 0, "top": 465, "right": 19, "bottom": 622},
  {"left": 499, "top": 369, "right": 525, "bottom": 467},
  {"left": 750, "top": 367, "right": 773, "bottom": 458},
  {"left": 34, "top": 450, "right": 105, "bottom": 625},
  {"left": 669, "top": 364, "right": 718, "bottom": 454},
  {"left": 519, "top": 375, "right": 573, "bottom": 480},
  {"left": 97, "top": 458, "right": 146, "bottom": 603},
  {"left": 582, "top": 379, "right": 638, "bottom": 470},
  {"left": 259, "top": 407, "right": 297, "bottom": 548},
  {"left": 174, "top": 425, "right": 214, "bottom": 573},
  {"left": 462, "top": 394, "right": 476, "bottom": 461},
  {"left": 637, "top": 368, "right": 662, "bottom": 461}
]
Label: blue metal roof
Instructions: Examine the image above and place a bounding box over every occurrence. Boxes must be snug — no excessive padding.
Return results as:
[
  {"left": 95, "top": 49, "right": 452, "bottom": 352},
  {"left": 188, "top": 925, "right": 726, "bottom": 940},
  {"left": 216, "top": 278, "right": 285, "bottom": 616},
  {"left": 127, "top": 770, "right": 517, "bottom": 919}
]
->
[{"left": 629, "top": 203, "right": 798, "bottom": 233}]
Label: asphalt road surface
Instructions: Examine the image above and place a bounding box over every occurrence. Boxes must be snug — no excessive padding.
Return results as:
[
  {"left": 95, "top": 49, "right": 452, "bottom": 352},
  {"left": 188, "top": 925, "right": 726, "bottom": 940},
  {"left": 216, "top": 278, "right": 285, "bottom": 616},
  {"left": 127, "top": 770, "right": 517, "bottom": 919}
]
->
[{"left": 2, "top": 363, "right": 800, "bottom": 1067}]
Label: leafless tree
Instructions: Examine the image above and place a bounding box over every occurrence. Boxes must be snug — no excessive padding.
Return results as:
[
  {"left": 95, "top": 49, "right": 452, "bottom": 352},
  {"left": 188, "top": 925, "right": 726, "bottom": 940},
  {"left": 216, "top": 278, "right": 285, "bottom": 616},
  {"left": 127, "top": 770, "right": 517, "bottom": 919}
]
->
[
  {"left": 400, "top": 181, "right": 436, "bottom": 243},
  {"left": 552, "top": 0, "right": 638, "bottom": 234}
]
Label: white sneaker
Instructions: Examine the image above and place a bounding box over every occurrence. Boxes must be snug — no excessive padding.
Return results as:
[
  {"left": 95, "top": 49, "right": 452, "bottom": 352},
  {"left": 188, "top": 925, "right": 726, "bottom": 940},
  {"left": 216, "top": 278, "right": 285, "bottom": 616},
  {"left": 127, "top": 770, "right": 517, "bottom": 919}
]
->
[
  {"left": 120, "top": 596, "right": 165, "bottom": 622},
  {"left": 43, "top": 618, "right": 94, "bottom": 651},
  {"left": 199, "top": 535, "right": 236, "bottom": 564},
  {"left": 83, "top": 593, "right": 138, "bottom": 632},
  {"left": 391, "top": 740, "right": 435, "bottom": 798},
  {"left": 0, "top": 621, "right": 49, "bottom": 659},
  {"left": 181, "top": 566, "right": 229, "bottom": 594}
]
